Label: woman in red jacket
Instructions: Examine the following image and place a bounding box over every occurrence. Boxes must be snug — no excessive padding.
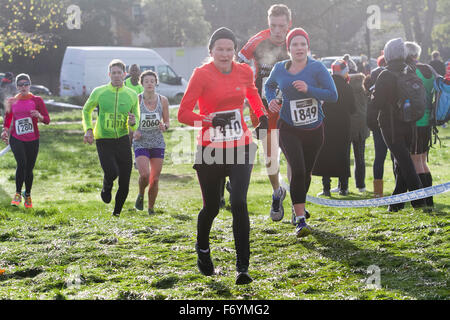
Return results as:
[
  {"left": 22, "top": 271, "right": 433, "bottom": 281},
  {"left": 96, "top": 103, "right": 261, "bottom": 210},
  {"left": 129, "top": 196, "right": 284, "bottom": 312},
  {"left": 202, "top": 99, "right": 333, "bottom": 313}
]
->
[
  {"left": 178, "top": 27, "right": 268, "bottom": 285},
  {"left": 1, "top": 74, "right": 50, "bottom": 208}
]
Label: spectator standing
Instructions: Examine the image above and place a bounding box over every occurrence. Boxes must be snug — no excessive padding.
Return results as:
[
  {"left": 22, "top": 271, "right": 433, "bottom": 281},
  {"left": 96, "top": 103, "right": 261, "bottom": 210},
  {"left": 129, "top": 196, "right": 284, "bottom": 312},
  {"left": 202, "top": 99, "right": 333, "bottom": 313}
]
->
[
  {"left": 348, "top": 73, "right": 370, "bottom": 193},
  {"left": 429, "top": 51, "right": 446, "bottom": 76},
  {"left": 365, "top": 55, "right": 389, "bottom": 198},
  {"left": 313, "top": 60, "right": 356, "bottom": 196},
  {"left": 370, "top": 38, "right": 426, "bottom": 211}
]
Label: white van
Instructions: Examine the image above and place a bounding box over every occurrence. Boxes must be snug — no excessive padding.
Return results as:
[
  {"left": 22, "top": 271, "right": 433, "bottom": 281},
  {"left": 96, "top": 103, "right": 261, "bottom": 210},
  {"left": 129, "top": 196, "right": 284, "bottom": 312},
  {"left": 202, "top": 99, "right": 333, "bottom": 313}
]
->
[{"left": 59, "top": 46, "right": 187, "bottom": 101}]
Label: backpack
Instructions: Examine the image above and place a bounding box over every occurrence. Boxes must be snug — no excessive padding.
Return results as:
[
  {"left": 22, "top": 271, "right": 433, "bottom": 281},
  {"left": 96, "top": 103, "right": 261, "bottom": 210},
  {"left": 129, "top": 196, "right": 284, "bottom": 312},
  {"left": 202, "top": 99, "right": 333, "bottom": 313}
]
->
[
  {"left": 393, "top": 66, "right": 427, "bottom": 122},
  {"left": 430, "top": 76, "right": 450, "bottom": 126}
]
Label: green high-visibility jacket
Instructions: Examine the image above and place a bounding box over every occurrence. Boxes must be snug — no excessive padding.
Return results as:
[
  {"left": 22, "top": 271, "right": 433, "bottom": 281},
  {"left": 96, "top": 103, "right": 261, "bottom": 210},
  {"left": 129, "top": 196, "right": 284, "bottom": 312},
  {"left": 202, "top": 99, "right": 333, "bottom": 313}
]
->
[
  {"left": 125, "top": 77, "right": 144, "bottom": 95},
  {"left": 82, "top": 83, "right": 140, "bottom": 139}
]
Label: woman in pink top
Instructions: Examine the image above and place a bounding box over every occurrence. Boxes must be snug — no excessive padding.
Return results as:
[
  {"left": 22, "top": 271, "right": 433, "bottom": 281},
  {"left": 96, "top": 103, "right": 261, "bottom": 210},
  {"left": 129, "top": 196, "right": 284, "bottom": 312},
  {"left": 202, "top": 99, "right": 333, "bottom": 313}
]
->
[{"left": 1, "top": 74, "right": 50, "bottom": 208}]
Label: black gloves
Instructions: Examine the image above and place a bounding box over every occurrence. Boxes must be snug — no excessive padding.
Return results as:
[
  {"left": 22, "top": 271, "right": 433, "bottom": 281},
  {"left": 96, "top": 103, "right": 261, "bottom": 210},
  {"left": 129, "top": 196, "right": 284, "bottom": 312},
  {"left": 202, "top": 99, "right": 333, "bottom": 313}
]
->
[
  {"left": 212, "top": 114, "right": 229, "bottom": 128},
  {"left": 254, "top": 115, "right": 268, "bottom": 140}
]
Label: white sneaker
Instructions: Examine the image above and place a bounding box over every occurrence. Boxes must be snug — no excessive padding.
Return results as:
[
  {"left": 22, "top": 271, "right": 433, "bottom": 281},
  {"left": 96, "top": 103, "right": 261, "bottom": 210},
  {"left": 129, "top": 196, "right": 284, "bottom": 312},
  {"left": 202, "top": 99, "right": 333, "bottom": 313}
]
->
[
  {"left": 270, "top": 186, "right": 286, "bottom": 222},
  {"left": 358, "top": 187, "right": 366, "bottom": 193},
  {"left": 330, "top": 187, "right": 340, "bottom": 193}
]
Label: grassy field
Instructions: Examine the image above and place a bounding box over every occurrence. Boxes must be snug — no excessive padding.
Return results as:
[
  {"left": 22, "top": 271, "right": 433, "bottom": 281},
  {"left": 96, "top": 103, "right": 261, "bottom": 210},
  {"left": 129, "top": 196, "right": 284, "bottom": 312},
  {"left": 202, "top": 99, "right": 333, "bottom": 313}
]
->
[{"left": 0, "top": 107, "right": 448, "bottom": 300}]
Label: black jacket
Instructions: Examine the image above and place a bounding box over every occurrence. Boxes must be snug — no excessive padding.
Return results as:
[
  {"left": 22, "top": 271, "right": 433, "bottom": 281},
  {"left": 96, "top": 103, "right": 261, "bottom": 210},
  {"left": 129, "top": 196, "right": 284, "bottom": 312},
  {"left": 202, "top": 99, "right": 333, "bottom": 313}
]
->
[
  {"left": 312, "top": 75, "right": 356, "bottom": 178},
  {"left": 371, "top": 59, "right": 416, "bottom": 144}
]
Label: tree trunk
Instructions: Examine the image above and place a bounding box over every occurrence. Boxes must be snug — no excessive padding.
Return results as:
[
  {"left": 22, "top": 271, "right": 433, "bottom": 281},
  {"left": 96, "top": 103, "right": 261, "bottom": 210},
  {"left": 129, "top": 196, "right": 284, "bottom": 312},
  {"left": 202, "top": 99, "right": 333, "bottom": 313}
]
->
[
  {"left": 399, "top": 0, "right": 414, "bottom": 40},
  {"left": 421, "top": 0, "right": 437, "bottom": 60}
]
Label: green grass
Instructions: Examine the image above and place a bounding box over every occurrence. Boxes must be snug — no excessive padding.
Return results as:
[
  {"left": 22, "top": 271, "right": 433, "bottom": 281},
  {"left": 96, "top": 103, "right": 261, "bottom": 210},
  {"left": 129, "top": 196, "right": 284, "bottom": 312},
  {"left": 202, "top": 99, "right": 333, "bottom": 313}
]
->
[{"left": 0, "top": 109, "right": 448, "bottom": 300}]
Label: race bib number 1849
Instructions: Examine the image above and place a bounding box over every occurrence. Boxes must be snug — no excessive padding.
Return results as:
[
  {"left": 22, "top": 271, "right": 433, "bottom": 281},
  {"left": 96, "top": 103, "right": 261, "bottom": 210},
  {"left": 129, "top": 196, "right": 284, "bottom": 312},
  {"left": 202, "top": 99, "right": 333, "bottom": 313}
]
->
[{"left": 290, "top": 98, "right": 319, "bottom": 126}]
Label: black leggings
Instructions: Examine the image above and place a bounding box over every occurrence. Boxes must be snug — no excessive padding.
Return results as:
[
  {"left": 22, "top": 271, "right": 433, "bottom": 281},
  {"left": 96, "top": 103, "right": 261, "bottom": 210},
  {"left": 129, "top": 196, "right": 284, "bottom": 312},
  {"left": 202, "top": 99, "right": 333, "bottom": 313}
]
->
[
  {"left": 381, "top": 123, "right": 425, "bottom": 208},
  {"left": 278, "top": 119, "right": 324, "bottom": 204},
  {"left": 10, "top": 136, "right": 39, "bottom": 195},
  {"left": 96, "top": 135, "right": 132, "bottom": 214},
  {"left": 194, "top": 144, "right": 256, "bottom": 271}
]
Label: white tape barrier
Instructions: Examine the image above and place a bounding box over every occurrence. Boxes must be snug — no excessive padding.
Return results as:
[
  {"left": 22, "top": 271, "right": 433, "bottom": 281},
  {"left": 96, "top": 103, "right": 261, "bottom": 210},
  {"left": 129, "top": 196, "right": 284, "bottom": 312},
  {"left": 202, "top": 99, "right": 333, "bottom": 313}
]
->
[
  {"left": 280, "top": 180, "right": 450, "bottom": 208},
  {"left": 44, "top": 100, "right": 83, "bottom": 109},
  {"left": 0, "top": 145, "right": 11, "bottom": 157}
]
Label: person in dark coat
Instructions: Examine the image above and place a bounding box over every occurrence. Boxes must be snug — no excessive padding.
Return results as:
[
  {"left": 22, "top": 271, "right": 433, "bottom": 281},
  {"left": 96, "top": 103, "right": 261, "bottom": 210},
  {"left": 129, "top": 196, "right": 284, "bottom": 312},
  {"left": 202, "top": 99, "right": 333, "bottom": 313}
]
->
[
  {"left": 313, "top": 60, "right": 356, "bottom": 196},
  {"left": 348, "top": 73, "right": 370, "bottom": 193},
  {"left": 365, "top": 56, "right": 389, "bottom": 198},
  {"left": 429, "top": 51, "right": 446, "bottom": 76},
  {"left": 370, "top": 38, "right": 426, "bottom": 211}
]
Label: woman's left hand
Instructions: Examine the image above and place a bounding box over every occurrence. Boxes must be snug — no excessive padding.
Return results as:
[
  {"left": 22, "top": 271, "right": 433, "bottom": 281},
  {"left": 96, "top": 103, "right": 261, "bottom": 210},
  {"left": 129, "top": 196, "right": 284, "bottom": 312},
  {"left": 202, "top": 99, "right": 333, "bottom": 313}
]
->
[{"left": 30, "top": 110, "right": 43, "bottom": 121}]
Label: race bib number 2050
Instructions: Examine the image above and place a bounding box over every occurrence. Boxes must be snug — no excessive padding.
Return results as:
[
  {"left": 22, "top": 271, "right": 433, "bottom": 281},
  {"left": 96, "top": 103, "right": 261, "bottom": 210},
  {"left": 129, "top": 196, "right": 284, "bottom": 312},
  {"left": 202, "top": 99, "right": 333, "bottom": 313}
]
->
[
  {"left": 290, "top": 98, "right": 319, "bottom": 126},
  {"left": 15, "top": 117, "right": 34, "bottom": 135}
]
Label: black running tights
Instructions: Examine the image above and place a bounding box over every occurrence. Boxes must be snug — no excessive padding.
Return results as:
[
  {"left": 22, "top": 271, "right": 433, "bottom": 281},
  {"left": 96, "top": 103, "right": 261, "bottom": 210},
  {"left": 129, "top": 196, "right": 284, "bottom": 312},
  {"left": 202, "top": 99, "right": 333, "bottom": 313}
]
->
[
  {"left": 10, "top": 136, "right": 39, "bottom": 195},
  {"left": 96, "top": 135, "right": 132, "bottom": 214}
]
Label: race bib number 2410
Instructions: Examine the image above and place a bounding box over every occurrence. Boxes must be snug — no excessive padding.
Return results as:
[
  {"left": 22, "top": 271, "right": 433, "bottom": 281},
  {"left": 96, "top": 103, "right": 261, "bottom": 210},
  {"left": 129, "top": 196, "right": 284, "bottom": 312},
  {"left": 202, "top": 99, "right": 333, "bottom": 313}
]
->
[{"left": 209, "top": 109, "right": 243, "bottom": 142}]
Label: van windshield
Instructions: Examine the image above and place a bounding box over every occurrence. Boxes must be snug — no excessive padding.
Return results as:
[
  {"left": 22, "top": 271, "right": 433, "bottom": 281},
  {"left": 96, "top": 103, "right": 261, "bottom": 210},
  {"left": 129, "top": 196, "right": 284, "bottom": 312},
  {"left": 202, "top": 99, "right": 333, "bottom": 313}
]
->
[
  {"left": 140, "top": 66, "right": 155, "bottom": 72},
  {"left": 157, "top": 65, "right": 181, "bottom": 85}
]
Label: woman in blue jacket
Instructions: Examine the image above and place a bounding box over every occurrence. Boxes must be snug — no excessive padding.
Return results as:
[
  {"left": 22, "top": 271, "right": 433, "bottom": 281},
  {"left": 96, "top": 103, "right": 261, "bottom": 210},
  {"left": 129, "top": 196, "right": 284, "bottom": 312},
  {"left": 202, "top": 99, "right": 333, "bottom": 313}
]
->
[{"left": 265, "top": 28, "right": 338, "bottom": 237}]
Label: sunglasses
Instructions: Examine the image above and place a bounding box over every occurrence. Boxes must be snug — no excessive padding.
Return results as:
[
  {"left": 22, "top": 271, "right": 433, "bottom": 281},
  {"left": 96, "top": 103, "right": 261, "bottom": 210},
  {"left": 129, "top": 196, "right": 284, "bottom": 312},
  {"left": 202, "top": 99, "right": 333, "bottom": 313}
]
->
[{"left": 17, "top": 82, "right": 30, "bottom": 87}]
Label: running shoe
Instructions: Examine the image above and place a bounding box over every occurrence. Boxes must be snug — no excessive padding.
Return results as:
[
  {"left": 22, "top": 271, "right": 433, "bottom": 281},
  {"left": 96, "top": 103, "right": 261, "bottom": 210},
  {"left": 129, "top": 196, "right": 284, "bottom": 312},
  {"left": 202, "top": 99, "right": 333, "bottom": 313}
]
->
[
  {"left": 11, "top": 193, "right": 22, "bottom": 207},
  {"left": 111, "top": 211, "right": 120, "bottom": 218},
  {"left": 317, "top": 189, "right": 331, "bottom": 197},
  {"left": 195, "top": 243, "right": 214, "bottom": 276},
  {"left": 101, "top": 183, "right": 112, "bottom": 204},
  {"left": 330, "top": 187, "right": 340, "bottom": 193},
  {"left": 358, "top": 187, "right": 366, "bottom": 193},
  {"left": 148, "top": 208, "right": 155, "bottom": 215},
  {"left": 22, "top": 192, "right": 32, "bottom": 209},
  {"left": 135, "top": 194, "right": 144, "bottom": 211},
  {"left": 293, "top": 216, "right": 312, "bottom": 238},
  {"left": 291, "top": 207, "right": 310, "bottom": 224},
  {"left": 339, "top": 189, "right": 349, "bottom": 196},
  {"left": 270, "top": 186, "right": 286, "bottom": 222},
  {"left": 236, "top": 271, "right": 253, "bottom": 285}
]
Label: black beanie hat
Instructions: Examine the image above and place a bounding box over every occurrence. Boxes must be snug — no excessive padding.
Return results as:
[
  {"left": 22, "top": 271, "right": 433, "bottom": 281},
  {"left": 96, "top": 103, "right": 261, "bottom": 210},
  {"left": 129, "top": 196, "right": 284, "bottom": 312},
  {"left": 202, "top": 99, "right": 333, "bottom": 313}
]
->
[{"left": 208, "top": 27, "right": 237, "bottom": 51}]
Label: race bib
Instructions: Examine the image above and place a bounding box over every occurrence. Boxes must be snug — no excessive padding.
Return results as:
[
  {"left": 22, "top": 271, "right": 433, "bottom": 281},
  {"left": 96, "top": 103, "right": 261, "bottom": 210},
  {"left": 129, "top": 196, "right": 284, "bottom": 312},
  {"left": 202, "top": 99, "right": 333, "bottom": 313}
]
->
[
  {"left": 104, "top": 113, "right": 127, "bottom": 130},
  {"left": 209, "top": 109, "right": 243, "bottom": 142},
  {"left": 140, "top": 112, "right": 161, "bottom": 130},
  {"left": 15, "top": 117, "right": 34, "bottom": 136},
  {"left": 290, "top": 98, "right": 319, "bottom": 126}
]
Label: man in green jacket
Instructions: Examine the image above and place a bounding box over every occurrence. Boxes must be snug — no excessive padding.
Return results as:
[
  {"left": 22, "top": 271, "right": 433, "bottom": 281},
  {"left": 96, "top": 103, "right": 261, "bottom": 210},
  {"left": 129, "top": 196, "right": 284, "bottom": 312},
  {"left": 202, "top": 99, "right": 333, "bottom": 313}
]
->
[
  {"left": 125, "top": 64, "right": 144, "bottom": 95},
  {"left": 82, "top": 59, "right": 140, "bottom": 217}
]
